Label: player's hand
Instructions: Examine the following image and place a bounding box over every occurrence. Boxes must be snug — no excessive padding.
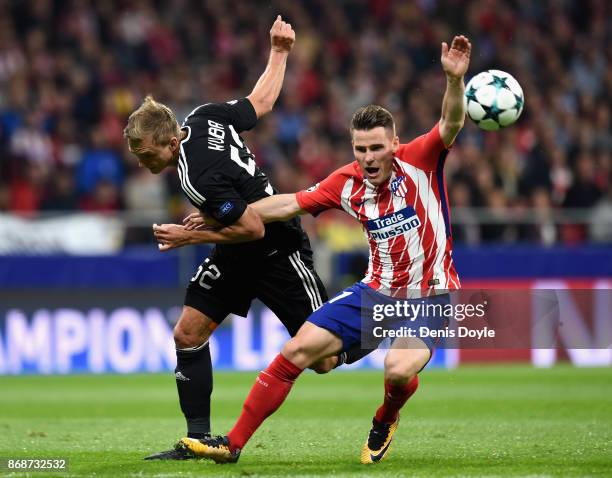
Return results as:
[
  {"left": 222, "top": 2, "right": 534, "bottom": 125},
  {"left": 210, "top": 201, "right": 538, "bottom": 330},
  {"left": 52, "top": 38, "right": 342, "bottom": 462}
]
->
[
  {"left": 270, "top": 15, "right": 295, "bottom": 53},
  {"left": 441, "top": 35, "right": 471, "bottom": 80},
  {"left": 182, "top": 211, "right": 223, "bottom": 231},
  {"left": 183, "top": 211, "right": 206, "bottom": 230},
  {"left": 153, "top": 223, "right": 192, "bottom": 252}
]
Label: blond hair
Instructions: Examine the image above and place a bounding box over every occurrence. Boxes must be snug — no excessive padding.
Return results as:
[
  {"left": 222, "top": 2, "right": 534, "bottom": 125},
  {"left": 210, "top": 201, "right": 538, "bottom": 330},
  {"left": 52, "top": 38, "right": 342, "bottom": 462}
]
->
[{"left": 123, "top": 95, "right": 180, "bottom": 152}]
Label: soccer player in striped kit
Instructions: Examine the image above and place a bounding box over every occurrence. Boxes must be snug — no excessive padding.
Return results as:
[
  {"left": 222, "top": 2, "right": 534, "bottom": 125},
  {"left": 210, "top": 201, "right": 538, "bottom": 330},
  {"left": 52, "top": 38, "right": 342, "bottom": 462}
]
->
[{"left": 177, "top": 34, "right": 472, "bottom": 464}]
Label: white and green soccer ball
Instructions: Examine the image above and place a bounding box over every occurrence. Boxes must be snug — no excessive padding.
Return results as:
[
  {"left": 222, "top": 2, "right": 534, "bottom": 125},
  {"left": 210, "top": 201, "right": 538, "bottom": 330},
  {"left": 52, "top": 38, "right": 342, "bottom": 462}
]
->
[{"left": 464, "top": 70, "right": 524, "bottom": 131}]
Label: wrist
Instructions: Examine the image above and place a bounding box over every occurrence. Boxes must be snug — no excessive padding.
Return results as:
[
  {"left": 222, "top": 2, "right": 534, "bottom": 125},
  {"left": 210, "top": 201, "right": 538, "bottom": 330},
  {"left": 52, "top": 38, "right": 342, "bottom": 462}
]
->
[
  {"left": 187, "top": 230, "right": 198, "bottom": 245},
  {"left": 446, "top": 74, "right": 464, "bottom": 86},
  {"left": 270, "top": 48, "right": 290, "bottom": 59}
]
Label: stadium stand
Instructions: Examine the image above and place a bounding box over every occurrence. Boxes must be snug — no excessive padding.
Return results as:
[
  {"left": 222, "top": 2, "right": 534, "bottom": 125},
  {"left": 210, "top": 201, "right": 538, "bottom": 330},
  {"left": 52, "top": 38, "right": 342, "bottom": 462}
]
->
[{"left": 0, "top": 0, "right": 610, "bottom": 247}]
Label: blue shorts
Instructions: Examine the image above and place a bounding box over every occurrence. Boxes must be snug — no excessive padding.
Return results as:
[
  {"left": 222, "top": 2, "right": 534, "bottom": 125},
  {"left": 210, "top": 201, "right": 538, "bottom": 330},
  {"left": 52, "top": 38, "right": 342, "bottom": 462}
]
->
[{"left": 308, "top": 282, "right": 450, "bottom": 352}]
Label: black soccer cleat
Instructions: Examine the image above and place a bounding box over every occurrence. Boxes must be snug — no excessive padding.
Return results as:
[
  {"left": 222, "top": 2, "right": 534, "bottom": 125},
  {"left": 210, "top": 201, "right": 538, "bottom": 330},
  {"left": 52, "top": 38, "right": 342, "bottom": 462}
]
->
[
  {"left": 144, "top": 447, "right": 197, "bottom": 460},
  {"left": 144, "top": 443, "right": 197, "bottom": 460},
  {"left": 360, "top": 416, "right": 399, "bottom": 464},
  {"left": 179, "top": 435, "right": 241, "bottom": 464}
]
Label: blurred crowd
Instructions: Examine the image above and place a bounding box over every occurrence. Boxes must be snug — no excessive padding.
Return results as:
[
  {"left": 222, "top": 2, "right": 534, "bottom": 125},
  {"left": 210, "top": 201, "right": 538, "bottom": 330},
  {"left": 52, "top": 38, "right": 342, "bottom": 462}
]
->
[{"left": 0, "top": 0, "right": 610, "bottom": 245}]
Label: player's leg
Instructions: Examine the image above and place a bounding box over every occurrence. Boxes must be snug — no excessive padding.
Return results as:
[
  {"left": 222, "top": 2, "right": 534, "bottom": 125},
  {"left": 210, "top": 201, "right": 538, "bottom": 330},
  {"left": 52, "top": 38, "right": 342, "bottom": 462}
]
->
[
  {"left": 361, "top": 292, "right": 450, "bottom": 464},
  {"left": 226, "top": 322, "right": 343, "bottom": 448},
  {"left": 178, "top": 254, "right": 251, "bottom": 430},
  {"left": 379, "top": 338, "right": 430, "bottom": 418},
  {"left": 173, "top": 306, "right": 218, "bottom": 439},
  {"left": 361, "top": 338, "right": 429, "bottom": 464},
  {"left": 280, "top": 320, "right": 344, "bottom": 367},
  {"left": 179, "top": 283, "right": 366, "bottom": 463},
  {"left": 255, "top": 249, "right": 353, "bottom": 373},
  {"left": 145, "top": 254, "right": 249, "bottom": 460},
  {"left": 144, "top": 305, "right": 219, "bottom": 461},
  {"left": 179, "top": 321, "right": 343, "bottom": 462}
]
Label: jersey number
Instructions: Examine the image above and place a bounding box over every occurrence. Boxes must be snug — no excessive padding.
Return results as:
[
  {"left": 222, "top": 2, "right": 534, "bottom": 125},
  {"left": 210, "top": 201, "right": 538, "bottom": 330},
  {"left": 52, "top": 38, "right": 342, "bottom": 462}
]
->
[
  {"left": 230, "top": 145, "right": 257, "bottom": 175},
  {"left": 190, "top": 260, "right": 221, "bottom": 290},
  {"left": 229, "top": 126, "right": 273, "bottom": 195}
]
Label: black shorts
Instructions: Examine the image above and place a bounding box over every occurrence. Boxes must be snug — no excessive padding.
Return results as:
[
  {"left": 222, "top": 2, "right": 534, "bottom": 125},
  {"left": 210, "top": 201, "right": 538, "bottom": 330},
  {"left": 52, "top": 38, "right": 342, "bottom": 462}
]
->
[{"left": 184, "top": 248, "right": 328, "bottom": 337}]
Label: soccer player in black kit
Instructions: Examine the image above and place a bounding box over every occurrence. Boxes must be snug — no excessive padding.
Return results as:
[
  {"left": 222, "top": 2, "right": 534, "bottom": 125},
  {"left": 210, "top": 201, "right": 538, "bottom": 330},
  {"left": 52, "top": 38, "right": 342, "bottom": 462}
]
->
[{"left": 124, "top": 16, "right": 364, "bottom": 460}]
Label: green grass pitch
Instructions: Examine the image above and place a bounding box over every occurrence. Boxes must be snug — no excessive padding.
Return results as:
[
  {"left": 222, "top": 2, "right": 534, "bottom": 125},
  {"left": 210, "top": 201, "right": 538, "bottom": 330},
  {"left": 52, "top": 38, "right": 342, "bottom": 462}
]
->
[{"left": 1, "top": 366, "right": 611, "bottom": 477}]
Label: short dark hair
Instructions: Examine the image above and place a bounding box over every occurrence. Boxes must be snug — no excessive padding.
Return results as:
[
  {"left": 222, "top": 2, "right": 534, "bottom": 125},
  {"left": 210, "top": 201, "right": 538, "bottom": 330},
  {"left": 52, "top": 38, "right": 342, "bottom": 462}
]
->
[{"left": 350, "top": 105, "right": 395, "bottom": 134}]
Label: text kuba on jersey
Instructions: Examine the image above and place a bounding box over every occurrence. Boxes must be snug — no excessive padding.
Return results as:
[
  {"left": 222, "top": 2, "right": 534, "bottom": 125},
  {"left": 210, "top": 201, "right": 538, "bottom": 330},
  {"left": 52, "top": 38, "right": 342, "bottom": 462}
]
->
[{"left": 366, "top": 206, "right": 421, "bottom": 242}]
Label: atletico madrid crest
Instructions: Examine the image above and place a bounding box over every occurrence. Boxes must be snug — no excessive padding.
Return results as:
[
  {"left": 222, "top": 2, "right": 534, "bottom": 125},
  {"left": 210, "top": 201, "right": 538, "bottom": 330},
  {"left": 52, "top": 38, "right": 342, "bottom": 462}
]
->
[{"left": 391, "top": 175, "right": 408, "bottom": 197}]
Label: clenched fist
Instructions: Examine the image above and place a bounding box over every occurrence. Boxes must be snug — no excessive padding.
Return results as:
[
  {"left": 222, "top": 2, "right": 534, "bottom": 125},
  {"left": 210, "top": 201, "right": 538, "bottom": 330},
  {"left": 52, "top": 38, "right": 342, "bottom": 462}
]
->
[{"left": 270, "top": 15, "right": 295, "bottom": 53}]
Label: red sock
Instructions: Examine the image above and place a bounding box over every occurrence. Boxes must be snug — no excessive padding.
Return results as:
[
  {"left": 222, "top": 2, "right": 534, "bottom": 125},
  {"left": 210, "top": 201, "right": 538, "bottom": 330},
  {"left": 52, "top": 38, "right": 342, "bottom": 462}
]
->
[
  {"left": 227, "top": 354, "right": 303, "bottom": 451},
  {"left": 374, "top": 375, "right": 419, "bottom": 424}
]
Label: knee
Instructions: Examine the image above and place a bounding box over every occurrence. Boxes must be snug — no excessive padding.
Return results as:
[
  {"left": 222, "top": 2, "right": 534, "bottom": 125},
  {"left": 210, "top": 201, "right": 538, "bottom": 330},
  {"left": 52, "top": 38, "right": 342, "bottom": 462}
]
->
[
  {"left": 384, "top": 351, "right": 429, "bottom": 385},
  {"left": 173, "top": 306, "right": 215, "bottom": 349},
  {"left": 174, "top": 321, "right": 208, "bottom": 349},
  {"left": 384, "top": 360, "right": 414, "bottom": 385},
  {"left": 281, "top": 338, "right": 315, "bottom": 369}
]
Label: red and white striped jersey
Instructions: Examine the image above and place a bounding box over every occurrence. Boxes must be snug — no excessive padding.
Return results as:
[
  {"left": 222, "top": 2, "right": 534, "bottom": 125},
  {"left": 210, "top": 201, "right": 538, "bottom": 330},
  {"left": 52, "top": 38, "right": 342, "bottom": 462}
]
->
[{"left": 296, "top": 123, "right": 460, "bottom": 296}]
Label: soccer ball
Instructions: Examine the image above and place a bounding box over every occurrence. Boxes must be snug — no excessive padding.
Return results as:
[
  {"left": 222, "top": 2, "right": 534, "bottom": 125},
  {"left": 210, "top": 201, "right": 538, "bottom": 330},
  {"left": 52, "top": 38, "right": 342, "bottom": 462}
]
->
[{"left": 464, "top": 70, "right": 524, "bottom": 131}]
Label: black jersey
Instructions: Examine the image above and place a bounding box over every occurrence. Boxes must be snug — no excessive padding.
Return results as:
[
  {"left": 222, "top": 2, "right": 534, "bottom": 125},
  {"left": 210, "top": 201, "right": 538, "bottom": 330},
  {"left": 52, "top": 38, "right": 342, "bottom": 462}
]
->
[{"left": 178, "top": 98, "right": 308, "bottom": 259}]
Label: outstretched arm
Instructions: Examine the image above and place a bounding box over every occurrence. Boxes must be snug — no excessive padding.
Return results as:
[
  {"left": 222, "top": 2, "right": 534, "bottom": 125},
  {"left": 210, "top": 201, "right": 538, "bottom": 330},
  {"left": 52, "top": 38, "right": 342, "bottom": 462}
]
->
[
  {"left": 182, "top": 193, "right": 306, "bottom": 231},
  {"left": 154, "top": 205, "right": 264, "bottom": 251},
  {"left": 247, "top": 15, "right": 295, "bottom": 118},
  {"left": 157, "top": 195, "right": 305, "bottom": 251},
  {"left": 439, "top": 35, "right": 472, "bottom": 147},
  {"left": 251, "top": 193, "right": 306, "bottom": 223}
]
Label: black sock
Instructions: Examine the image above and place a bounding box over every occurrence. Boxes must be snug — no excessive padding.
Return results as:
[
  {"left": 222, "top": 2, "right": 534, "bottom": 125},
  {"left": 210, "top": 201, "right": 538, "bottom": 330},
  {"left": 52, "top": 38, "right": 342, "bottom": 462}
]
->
[
  {"left": 341, "top": 345, "right": 373, "bottom": 365},
  {"left": 175, "top": 342, "right": 213, "bottom": 437}
]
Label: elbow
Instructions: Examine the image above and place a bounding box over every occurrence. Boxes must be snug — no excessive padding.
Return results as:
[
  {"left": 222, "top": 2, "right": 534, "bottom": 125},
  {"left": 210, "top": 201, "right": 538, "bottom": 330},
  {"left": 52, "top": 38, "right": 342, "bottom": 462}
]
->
[
  {"left": 240, "top": 204, "right": 265, "bottom": 240},
  {"left": 441, "top": 116, "right": 465, "bottom": 132},
  {"left": 449, "top": 122, "right": 464, "bottom": 139},
  {"left": 249, "top": 208, "right": 266, "bottom": 239},
  {"left": 440, "top": 119, "right": 464, "bottom": 148},
  {"left": 251, "top": 221, "right": 265, "bottom": 240},
  {"left": 256, "top": 102, "right": 273, "bottom": 118},
  {"left": 441, "top": 119, "right": 464, "bottom": 138},
  {"left": 453, "top": 118, "right": 465, "bottom": 131},
  {"left": 245, "top": 216, "right": 265, "bottom": 240}
]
